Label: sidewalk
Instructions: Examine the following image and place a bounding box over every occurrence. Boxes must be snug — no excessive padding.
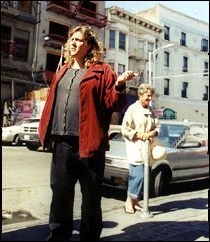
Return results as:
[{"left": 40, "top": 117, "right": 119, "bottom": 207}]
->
[{"left": 2, "top": 189, "right": 209, "bottom": 241}]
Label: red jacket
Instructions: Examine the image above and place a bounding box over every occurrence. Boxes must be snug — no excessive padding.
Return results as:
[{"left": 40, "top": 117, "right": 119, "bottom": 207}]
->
[{"left": 38, "top": 62, "right": 127, "bottom": 158}]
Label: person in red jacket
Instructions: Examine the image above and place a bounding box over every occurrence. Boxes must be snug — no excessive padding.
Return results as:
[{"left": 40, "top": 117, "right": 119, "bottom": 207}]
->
[{"left": 39, "top": 26, "right": 137, "bottom": 241}]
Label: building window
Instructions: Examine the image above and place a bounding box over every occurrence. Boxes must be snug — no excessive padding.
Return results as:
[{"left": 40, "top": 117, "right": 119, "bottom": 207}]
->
[
  {"left": 119, "top": 32, "right": 126, "bottom": 50},
  {"left": 1, "top": 25, "right": 11, "bottom": 59},
  {"left": 164, "top": 26, "right": 170, "bottom": 41},
  {"left": 79, "top": 1, "right": 97, "bottom": 18},
  {"left": 164, "top": 79, "right": 170, "bottom": 95},
  {"left": 118, "top": 64, "right": 125, "bottom": 76},
  {"left": 180, "top": 32, "right": 186, "bottom": 46},
  {"left": 139, "top": 41, "right": 144, "bottom": 49},
  {"left": 51, "top": 1, "right": 69, "bottom": 9},
  {"left": 109, "top": 30, "right": 115, "bottom": 48},
  {"left": 44, "top": 52, "right": 61, "bottom": 82},
  {"left": 203, "top": 86, "right": 208, "bottom": 101},
  {"left": 201, "top": 39, "right": 208, "bottom": 52},
  {"left": 108, "top": 62, "right": 114, "bottom": 71},
  {"left": 181, "top": 82, "right": 188, "bottom": 98},
  {"left": 164, "top": 51, "right": 169, "bottom": 67},
  {"left": 49, "top": 21, "right": 69, "bottom": 43},
  {"left": 140, "top": 71, "right": 144, "bottom": 82},
  {"left": 204, "top": 62, "right": 209, "bottom": 76},
  {"left": 183, "top": 56, "right": 188, "bottom": 72},
  {"left": 139, "top": 41, "right": 144, "bottom": 58},
  {"left": 13, "top": 29, "right": 30, "bottom": 62},
  {"left": 46, "top": 53, "right": 60, "bottom": 72},
  {"left": 18, "top": 1, "right": 32, "bottom": 13},
  {"left": 147, "top": 43, "right": 153, "bottom": 52}
]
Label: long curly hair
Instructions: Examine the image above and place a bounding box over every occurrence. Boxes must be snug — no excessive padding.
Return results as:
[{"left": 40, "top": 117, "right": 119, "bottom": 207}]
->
[{"left": 64, "top": 26, "right": 104, "bottom": 68}]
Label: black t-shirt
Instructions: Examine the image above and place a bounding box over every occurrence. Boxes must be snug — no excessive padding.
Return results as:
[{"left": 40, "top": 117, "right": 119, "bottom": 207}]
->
[{"left": 51, "top": 68, "right": 87, "bottom": 136}]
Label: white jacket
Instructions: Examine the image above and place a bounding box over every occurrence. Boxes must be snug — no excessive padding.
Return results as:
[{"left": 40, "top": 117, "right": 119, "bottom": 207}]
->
[{"left": 121, "top": 101, "right": 160, "bottom": 165}]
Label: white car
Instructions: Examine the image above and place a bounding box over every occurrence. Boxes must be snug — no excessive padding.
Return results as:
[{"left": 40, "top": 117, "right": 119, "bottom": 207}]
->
[
  {"left": 19, "top": 121, "right": 41, "bottom": 150},
  {"left": 104, "top": 121, "right": 209, "bottom": 197},
  {"left": 2, "top": 118, "right": 40, "bottom": 145},
  {"left": 19, "top": 120, "right": 53, "bottom": 151}
]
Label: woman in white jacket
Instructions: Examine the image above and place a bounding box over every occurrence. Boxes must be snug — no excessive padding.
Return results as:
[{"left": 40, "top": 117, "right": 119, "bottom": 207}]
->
[{"left": 121, "top": 83, "right": 160, "bottom": 214}]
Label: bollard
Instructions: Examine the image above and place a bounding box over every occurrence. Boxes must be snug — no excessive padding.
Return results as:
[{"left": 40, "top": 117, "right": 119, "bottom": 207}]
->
[{"left": 141, "top": 139, "right": 153, "bottom": 218}]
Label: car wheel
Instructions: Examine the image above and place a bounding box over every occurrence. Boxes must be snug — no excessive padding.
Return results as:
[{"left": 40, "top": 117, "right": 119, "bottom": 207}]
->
[
  {"left": 26, "top": 143, "right": 40, "bottom": 151},
  {"left": 14, "top": 135, "right": 21, "bottom": 146},
  {"left": 150, "top": 168, "right": 169, "bottom": 197}
]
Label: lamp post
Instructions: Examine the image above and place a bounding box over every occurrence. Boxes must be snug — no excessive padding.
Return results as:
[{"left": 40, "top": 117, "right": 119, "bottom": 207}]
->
[{"left": 149, "top": 43, "right": 175, "bottom": 87}]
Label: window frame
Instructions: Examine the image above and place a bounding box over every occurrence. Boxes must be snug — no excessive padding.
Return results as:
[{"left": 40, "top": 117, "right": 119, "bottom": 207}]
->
[
  {"left": 203, "top": 61, "right": 209, "bottom": 77},
  {"left": 201, "top": 39, "right": 208, "bottom": 52},
  {"left": 119, "top": 32, "right": 126, "bottom": 50},
  {"left": 13, "top": 29, "right": 30, "bottom": 62},
  {"left": 109, "top": 30, "right": 115, "bottom": 48},
  {"left": 164, "top": 51, "right": 170, "bottom": 67},
  {"left": 181, "top": 81, "right": 188, "bottom": 98},
  {"left": 183, "top": 56, "right": 188, "bottom": 72},
  {"left": 48, "top": 19, "right": 70, "bottom": 43},
  {"left": 164, "top": 26, "right": 170, "bottom": 41},
  {"left": 181, "top": 32, "right": 186, "bottom": 46},
  {"left": 164, "top": 78, "right": 170, "bottom": 95},
  {"left": 118, "top": 63, "right": 125, "bottom": 76}
]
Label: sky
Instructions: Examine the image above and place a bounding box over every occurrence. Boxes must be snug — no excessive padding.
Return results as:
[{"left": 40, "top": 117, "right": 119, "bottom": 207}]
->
[{"left": 105, "top": 1, "right": 209, "bottom": 23}]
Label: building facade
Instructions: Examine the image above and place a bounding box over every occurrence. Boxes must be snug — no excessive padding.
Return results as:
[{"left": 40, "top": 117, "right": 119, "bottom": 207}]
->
[
  {"left": 1, "top": 1, "right": 42, "bottom": 102},
  {"left": 106, "top": 4, "right": 208, "bottom": 123},
  {"left": 137, "top": 4, "right": 209, "bottom": 123},
  {"left": 105, "top": 6, "right": 163, "bottom": 90},
  {"left": 1, "top": 1, "right": 107, "bottom": 126},
  {"left": 34, "top": 1, "right": 107, "bottom": 85},
  {"left": 1, "top": 1, "right": 107, "bottom": 99},
  {"left": 105, "top": 6, "right": 164, "bottom": 122},
  {"left": 2, "top": 2, "right": 208, "bottom": 124}
]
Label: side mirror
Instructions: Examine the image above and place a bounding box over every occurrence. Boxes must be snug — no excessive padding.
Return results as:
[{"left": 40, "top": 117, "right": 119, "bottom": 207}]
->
[{"left": 178, "top": 141, "right": 201, "bottom": 148}]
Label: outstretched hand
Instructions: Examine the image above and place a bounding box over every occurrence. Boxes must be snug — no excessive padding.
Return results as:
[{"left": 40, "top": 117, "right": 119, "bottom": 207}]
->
[{"left": 116, "top": 71, "right": 139, "bottom": 87}]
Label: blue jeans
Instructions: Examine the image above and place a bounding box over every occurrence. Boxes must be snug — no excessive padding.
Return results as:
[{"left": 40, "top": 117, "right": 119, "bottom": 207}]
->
[{"left": 127, "top": 164, "right": 144, "bottom": 200}]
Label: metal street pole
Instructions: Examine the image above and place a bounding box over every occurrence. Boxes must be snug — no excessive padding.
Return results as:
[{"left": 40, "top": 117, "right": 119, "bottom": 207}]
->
[
  {"left": 143, "top": 43, "right": 176, "bottom": 217},
  {"left": 141, "top": 139, "right": 153, "bottom": 218}
]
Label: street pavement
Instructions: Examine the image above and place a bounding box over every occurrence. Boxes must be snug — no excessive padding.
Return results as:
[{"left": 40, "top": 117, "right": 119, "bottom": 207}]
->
[
  {"left": 2, "top": 146, "right": 209, "bottom": 241},
  {"left": 2, "top": 188, "right": 209, "bottom": 241}
]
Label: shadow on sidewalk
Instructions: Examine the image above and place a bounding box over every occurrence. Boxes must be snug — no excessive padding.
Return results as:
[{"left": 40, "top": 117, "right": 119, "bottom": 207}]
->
[
  {"left": 150, "top": 197, "right": 208, "bottom": 215},
  {"left": 2, "top": 197, "right": 208, "bottom": 241},
  {"left": 1, "top": 220, "right": 118, "bottom": 241},
  {"left": 101, "top": 221, "right": 209, "bottom": 241},
  {"left": 1, "top": 224, "right": 50, "bottom": 241},
  {"left": 101, "top": 197, "right": 208, "bottom": 241}
]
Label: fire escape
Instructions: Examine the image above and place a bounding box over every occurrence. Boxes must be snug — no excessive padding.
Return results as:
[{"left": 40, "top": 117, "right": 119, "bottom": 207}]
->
[
  {"left": 1, "top": 1, "right": 42, "bottom": 101},
  {"left": 46, "top": 1, "right": 107, "bottom": 28},
  {"left": 41, "top": 1, "right": 107, "bottom": 83}
]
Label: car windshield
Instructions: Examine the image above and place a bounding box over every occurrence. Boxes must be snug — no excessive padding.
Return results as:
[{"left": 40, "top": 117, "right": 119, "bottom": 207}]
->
[
  {"left": 14, "top": 119, "right": 40, "bottom": 126},
  {"left": 111, "top": 124, "right": 188, "bottom": 148},
  {"left": 29, "top": 119, "right": 40, "bottom": 123},
  {"left": 112, "top": 133, "right": 125, "bottom": 142},
  {"left": 158, "top": 124, "right": 188, "bottom": 147}
]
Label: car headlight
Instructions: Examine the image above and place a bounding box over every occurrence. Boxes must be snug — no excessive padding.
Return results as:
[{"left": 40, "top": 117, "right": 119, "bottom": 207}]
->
[
  {"left": 2, "top": 129, "right": 11, "bottom": 134},
  {"left": 106, "top": 158, "right": 129, "bottom": 169}
]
